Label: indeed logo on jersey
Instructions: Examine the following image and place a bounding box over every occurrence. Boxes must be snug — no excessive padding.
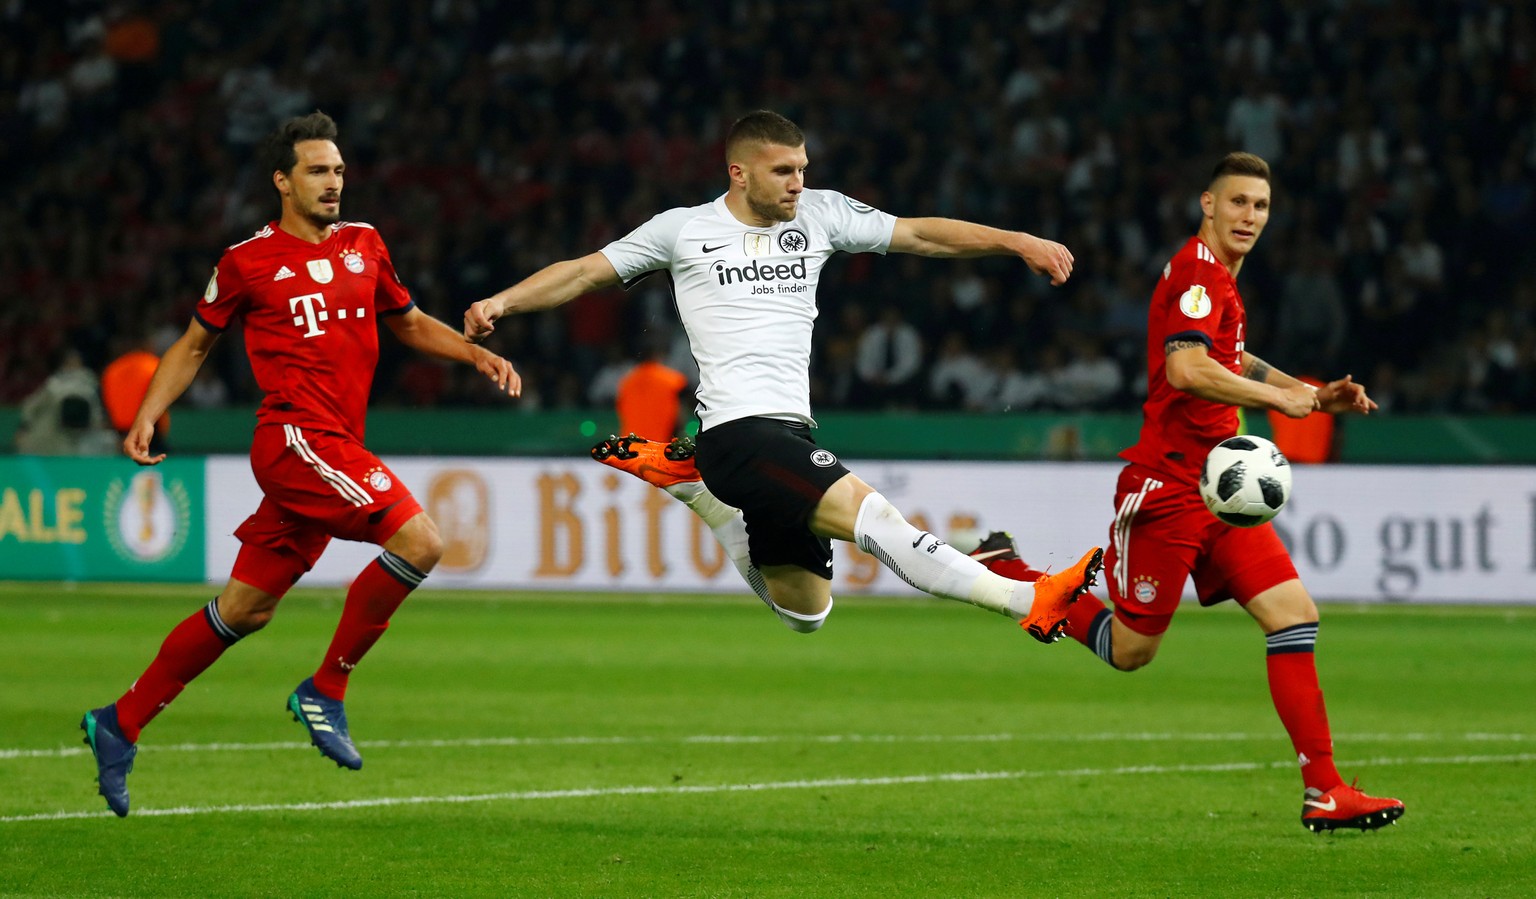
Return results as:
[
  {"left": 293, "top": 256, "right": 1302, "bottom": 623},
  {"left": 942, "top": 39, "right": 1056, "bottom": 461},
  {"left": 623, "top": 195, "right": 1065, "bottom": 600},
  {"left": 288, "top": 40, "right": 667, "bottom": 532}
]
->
[{"left": 714, "top": 258, "right": 809, "bottom": 296}]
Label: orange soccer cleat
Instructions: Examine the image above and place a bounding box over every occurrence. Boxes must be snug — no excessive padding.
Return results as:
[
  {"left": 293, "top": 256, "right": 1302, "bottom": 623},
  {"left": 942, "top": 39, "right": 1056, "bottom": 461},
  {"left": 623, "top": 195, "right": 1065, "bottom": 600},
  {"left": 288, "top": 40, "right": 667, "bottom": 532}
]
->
[
  {"left": 1019, "top": 546, "right": 1103, "bottom": 643},
  {"left": 590, "top": 433, "right": 701, "bottom": 489},
  {"left": 1301, "top": 780, "right": 1405, "bottom": 833}
]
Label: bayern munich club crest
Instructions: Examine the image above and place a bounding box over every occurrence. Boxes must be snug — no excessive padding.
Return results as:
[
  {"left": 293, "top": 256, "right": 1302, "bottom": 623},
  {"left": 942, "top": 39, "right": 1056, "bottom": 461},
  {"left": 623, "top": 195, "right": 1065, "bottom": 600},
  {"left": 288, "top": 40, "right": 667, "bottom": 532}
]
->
[
  {"left": 366, "top": 467, "right": 393, "bottom": 492},
  {"left": 778, "top": 228, "right": 808, "bottom": 253},
  {"left": 810, "top": 449, "right": 837, "bottom": 467},
  {"left": 342, "top": 250, "right": 365, "bottom": 274},
  {"left": 1133, "top": 577, "right": 1159, "bottom": 604}
]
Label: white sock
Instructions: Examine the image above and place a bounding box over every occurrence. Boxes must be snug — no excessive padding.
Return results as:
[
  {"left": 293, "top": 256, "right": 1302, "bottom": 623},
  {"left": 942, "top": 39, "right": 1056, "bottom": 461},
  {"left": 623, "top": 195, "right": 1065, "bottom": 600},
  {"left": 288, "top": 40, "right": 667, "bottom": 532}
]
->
[
  {"left": 665, "top": 481, "right": 773, "bottom": 606},
  {"left": 853, "top": 492, "right": 1036, "bottom": 619},
  {"left": 773, "top": 598, "right": 832, "bottom": 633}
]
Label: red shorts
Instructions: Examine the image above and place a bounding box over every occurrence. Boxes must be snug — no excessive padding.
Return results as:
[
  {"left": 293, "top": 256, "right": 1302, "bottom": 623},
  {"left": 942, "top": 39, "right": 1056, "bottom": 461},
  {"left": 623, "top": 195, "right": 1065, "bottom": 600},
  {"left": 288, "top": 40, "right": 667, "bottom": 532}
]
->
[
  {"left": 230, "top": 424, "right": 421, "bottom": 596},
  {"left": 1103, "top": 463, "right": 1297, "bottom": 636}
]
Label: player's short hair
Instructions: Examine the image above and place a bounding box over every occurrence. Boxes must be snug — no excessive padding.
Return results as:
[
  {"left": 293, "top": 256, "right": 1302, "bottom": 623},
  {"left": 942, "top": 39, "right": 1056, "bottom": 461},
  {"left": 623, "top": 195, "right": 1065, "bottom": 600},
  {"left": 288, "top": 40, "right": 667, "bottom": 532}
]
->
[
  {"left": 725, "top": 110, "right": 804, "bottom": 161},
  {"left": 260, "top": 111, "right": 339, "bottom": 178},
  {"left": 1209, "top": 152, "right": 1270, "bottom": 186}
]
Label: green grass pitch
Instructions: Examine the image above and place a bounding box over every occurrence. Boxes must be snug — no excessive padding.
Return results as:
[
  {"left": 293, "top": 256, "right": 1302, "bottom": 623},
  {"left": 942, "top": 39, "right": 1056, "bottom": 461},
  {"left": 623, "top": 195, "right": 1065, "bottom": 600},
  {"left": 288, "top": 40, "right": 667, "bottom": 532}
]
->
[{"left": 1, "top": 583, "right": 1532, "bottom": 897}]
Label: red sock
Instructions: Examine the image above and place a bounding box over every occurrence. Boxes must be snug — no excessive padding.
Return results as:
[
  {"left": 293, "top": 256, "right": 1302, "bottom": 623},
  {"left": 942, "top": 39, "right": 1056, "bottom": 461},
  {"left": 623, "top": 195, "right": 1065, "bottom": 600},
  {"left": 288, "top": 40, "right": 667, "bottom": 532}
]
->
[
  {"left": 983, "top": 557, "right": 1043, "bottom": 582},
  {"left": 115, "top": 600, "right": 241, "bottom": 742},
  {"left": 1063, "top": 592, "right": 1109, "bottom": 644},
  {"left": 312, "top": 552, "right": 424, "bottom": 700},
  {"left": 1266, "top": 622, "right": 1342, "bottom": 791}
]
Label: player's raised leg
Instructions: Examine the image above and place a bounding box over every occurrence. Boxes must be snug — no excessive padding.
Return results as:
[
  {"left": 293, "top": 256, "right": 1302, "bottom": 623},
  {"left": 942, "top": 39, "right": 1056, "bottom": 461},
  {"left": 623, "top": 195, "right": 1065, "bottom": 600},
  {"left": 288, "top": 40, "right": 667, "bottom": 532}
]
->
[
  {"left": 1248, "top": 581, "right": 1404, "bottom": 832},
  {"left": 82, "top": 577, "right": 280, "bottom": 816}
]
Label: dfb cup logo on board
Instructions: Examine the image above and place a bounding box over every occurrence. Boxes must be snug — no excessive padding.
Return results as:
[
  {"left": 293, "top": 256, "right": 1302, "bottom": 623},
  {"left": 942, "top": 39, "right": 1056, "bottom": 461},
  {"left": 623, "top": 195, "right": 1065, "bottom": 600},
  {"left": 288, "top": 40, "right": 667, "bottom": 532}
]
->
[
  {"left": 428, "top": 470, "right": 489, "bottom": 572},
  {"left": 810, "top": 449, "right": 837, "bottom": 467},
  {"left": 104, "top": 471, "right": 191, "bottom": 563}
]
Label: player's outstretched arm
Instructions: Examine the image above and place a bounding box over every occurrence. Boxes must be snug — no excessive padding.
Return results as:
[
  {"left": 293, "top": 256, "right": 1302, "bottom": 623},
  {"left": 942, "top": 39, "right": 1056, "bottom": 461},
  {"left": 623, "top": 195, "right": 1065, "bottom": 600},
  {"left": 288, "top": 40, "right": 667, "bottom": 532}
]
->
[
  {"left": 464, "top": 252, "right": 622, "bottom": 343},
  {"left": 124, "top": 319, "right": 220, "bottom": 465},
  {"left": 888, "top": 218, "right": 1074, "bottom": 285},
  {"left": 1241, "top": 353, "right": 1375, "bottom": 416},
  {"left": 385, "top": 307, "right": 521, "bottom": 396},
  {"left": 1167, "top": 343, "right": 1317, "bottom": 418}
]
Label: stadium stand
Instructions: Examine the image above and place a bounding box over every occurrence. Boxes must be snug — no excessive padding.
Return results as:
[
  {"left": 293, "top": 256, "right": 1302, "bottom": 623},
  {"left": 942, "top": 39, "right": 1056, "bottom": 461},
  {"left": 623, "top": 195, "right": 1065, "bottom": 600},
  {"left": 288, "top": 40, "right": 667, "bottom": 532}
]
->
[{"left": 2, "top": 1, "right": 1532, "bottom": 416}]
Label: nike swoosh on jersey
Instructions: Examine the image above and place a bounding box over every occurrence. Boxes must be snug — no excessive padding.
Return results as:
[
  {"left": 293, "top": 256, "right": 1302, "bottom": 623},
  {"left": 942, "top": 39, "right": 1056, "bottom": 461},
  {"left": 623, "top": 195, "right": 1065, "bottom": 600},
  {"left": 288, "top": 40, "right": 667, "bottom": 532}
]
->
[
  {"left": 1302, "top": 797, "right": 1337, "bottom": 812},
  {"left": 701, "top": 243, "right": 730, "bottom": 253}
]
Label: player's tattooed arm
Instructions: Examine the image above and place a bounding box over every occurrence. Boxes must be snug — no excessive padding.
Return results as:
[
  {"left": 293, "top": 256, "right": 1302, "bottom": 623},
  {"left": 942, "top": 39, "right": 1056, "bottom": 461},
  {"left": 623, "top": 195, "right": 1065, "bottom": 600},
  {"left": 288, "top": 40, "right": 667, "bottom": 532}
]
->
[
  {"left": 1243, "top": 355, "right": 1272, "bottom": 383},
  {"left": 1165, "top": 338, "right": 1207, "bottom": 355}
]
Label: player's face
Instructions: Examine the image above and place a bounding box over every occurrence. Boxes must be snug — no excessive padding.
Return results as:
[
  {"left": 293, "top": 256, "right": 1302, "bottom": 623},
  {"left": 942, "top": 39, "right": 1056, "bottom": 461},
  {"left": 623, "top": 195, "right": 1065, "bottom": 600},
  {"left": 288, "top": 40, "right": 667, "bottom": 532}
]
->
[
  {"left": 1201, "top": 175, "right": 1270, "bottom": 261},
  {"left": 739, "top": 142, "right": 807, "bottom": 224},
  {"left": 277, "top": 139, "right": 345, "bottom": 226}
]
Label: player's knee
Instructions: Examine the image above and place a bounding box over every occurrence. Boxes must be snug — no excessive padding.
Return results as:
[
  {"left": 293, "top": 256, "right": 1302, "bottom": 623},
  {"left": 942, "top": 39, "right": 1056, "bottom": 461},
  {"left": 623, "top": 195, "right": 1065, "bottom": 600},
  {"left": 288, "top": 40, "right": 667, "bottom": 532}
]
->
[
  {"left": 1112, "top": 643, "right": 1157, "bottom": 671},
  {"left": 238, "top": 607, "right": 277, "bottom": 633},
  {"left": 393, "top": 516, "right": 444, "bottom": 572},
  {"left": 218, "top": 592, "right": 279, "bottom": 634}
]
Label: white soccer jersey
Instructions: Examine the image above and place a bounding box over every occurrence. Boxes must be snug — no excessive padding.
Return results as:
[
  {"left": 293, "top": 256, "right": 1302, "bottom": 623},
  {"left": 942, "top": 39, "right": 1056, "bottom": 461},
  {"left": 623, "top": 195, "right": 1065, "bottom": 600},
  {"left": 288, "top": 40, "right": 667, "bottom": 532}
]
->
[{"left": 600, "top": 188, "right": 897, "bottom": 430}]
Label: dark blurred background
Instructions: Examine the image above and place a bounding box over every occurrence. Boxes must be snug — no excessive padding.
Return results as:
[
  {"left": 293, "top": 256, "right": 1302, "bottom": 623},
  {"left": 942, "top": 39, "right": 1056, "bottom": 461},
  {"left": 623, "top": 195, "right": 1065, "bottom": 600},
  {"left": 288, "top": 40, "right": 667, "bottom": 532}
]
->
[{"left": 3, "top": 0, "right": 1533, "bottom": 426}]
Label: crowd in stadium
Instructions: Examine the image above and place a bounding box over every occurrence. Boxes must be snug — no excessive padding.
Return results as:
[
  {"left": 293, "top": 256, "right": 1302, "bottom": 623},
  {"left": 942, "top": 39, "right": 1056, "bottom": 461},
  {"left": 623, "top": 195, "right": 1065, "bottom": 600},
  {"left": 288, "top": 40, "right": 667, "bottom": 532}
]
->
[{"left": 3, "top": 0, "right": 1534, "bottom": 424}]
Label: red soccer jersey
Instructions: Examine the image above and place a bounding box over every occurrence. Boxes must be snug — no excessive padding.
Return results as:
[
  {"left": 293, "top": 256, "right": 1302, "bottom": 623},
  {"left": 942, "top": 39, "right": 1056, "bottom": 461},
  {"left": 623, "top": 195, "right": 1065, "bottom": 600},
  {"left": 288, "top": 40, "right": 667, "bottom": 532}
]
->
[
  {"left": 194, "top": 221, "right": 413, "bottom": 442},
  {"left": 1120, "top": 236, "right": 1245, "bottom": 485}
]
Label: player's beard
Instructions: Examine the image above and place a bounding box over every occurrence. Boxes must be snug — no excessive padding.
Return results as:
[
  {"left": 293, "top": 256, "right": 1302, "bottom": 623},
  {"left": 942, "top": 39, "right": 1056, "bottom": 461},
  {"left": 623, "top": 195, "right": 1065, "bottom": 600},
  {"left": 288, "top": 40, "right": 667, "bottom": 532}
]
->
[
  {"left": 744, "top": 176, "right": 797, "bottom": 223},
  {"left": 747, "top": 192, "right": 796, "bottom": 223},
  {"left": 305, "top": 195, "right": 342, "bottom": 227}
]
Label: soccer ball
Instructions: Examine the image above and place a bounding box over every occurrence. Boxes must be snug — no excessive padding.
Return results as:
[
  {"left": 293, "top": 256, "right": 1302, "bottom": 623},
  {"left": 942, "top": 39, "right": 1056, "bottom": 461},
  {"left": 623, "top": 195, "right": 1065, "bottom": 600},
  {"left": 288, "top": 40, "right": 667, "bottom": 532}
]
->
[{"left": 1199, "top": 435, "right": 1292, "bottom": 527}]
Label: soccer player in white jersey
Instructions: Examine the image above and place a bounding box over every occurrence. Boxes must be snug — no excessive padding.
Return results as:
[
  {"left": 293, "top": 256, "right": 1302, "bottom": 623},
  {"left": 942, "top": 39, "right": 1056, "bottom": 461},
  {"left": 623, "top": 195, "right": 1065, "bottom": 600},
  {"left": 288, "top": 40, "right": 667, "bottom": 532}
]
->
[{"left": 466, "top": 110, "right": 1102, "bottom": 640}]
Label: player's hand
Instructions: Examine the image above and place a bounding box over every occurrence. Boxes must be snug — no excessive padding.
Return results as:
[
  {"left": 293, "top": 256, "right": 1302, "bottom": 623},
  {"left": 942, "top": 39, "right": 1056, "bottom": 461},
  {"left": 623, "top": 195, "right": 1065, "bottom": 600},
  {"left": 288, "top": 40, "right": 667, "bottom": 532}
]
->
[
  {"left": 464, "top": 298, "right": 501, "bottom": 343},
  {"left": 1316, "top": 374, "right": 1377, "bottom": 415},
  {"left": 1276, "top": 384, "right": 1319, "bottom": 419},
  {"left": 473, "top": 348, "right": 521, "bottom": 396},
  {"left": 123, "top": 420, "right": 165, "bottom": 466},
  {"left": 1019, "top": 234, "right": 1074, "bottom": 286}
]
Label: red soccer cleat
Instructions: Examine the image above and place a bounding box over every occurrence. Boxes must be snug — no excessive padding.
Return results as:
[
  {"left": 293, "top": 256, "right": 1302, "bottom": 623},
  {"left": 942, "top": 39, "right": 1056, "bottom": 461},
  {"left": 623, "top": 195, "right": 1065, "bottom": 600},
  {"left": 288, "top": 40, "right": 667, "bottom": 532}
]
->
[
  {"left": 1301, "top": 780, "right": 1405, "bottom": 832},
  {"left": 1019, "top": 546, "right": 1103, "bottom": 643},
  {"left": 591, "top": 433, "right": 701, "bottom": 489},
  {"left": 968, "top": 531, "right": 1047, "bottom": 582}
]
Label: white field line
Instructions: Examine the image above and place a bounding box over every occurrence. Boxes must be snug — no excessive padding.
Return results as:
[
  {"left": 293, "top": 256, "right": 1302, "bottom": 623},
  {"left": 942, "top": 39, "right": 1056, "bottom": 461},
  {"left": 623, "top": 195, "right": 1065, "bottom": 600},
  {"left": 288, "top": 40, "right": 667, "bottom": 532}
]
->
[
  {"left": 4, "top": 730, "right": 1534, "bottom": 761},
  {"left": 4, "top": 752, "right": 1533, "bottom": 824}
]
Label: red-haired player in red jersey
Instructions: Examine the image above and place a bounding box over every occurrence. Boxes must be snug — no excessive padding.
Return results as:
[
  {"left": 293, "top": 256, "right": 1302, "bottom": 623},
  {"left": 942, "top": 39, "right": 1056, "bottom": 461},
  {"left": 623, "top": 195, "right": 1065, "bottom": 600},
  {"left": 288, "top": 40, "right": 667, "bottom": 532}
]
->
[
  {"left": 982, "top": 153, "right": 1402, "bottom": 832},
  {"left": 79, "top": 112, "right": 521, "bottom": 817}
]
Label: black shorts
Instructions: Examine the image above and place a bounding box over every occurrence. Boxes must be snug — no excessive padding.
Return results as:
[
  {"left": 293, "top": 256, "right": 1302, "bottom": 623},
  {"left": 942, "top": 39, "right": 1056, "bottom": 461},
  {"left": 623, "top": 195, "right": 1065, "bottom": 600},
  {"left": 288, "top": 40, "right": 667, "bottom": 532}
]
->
[{"left": 694, "top": 416, "right": 851, "bottom": 579}]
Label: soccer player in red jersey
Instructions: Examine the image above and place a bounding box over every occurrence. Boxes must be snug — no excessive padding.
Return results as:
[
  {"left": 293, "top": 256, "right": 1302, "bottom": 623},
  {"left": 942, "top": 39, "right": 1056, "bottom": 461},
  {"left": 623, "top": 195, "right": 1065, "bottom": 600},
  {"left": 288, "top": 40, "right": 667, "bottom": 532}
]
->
[
  {"left": 990, "top": 153, "right": 1402, "bottom": 832},
  {"left": 79, "top": 112, "right": 520, "bottom": 816}
]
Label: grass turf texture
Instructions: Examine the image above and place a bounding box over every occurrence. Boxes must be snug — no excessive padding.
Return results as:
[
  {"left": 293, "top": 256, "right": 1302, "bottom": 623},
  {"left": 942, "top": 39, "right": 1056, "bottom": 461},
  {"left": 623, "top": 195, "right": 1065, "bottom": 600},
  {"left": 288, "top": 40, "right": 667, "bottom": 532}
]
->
[{"left": 1, "top": 584, "right": 1532, "bottom": 898}]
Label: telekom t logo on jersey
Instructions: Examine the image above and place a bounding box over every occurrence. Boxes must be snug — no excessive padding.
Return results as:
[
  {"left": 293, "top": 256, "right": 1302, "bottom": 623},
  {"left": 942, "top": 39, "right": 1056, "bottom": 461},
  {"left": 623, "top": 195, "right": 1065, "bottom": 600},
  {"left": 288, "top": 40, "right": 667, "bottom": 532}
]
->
[
  {"left": 287, "top": 294, "right": 368, "bottom": 338},
  {"left": 289, "top": 293, "right": 329, "bottom": 338}
]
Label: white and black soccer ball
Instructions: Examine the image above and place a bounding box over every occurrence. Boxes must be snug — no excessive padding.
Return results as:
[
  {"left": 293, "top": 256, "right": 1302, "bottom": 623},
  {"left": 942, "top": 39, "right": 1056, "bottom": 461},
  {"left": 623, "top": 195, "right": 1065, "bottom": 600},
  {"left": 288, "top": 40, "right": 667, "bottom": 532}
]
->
[{"left": 1198, "top": 435, "right": 1292, "bottom": 527}]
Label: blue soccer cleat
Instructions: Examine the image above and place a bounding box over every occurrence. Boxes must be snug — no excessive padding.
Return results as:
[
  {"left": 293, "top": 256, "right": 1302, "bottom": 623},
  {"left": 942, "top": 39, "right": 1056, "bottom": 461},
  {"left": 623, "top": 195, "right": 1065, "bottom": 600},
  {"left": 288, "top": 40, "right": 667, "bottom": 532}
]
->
[
  {"left": 286, "top": 677, "right": 362, "bottom": 770},
  {"left": 80, "top": 705, "right": 137, "bottom": 817}
]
